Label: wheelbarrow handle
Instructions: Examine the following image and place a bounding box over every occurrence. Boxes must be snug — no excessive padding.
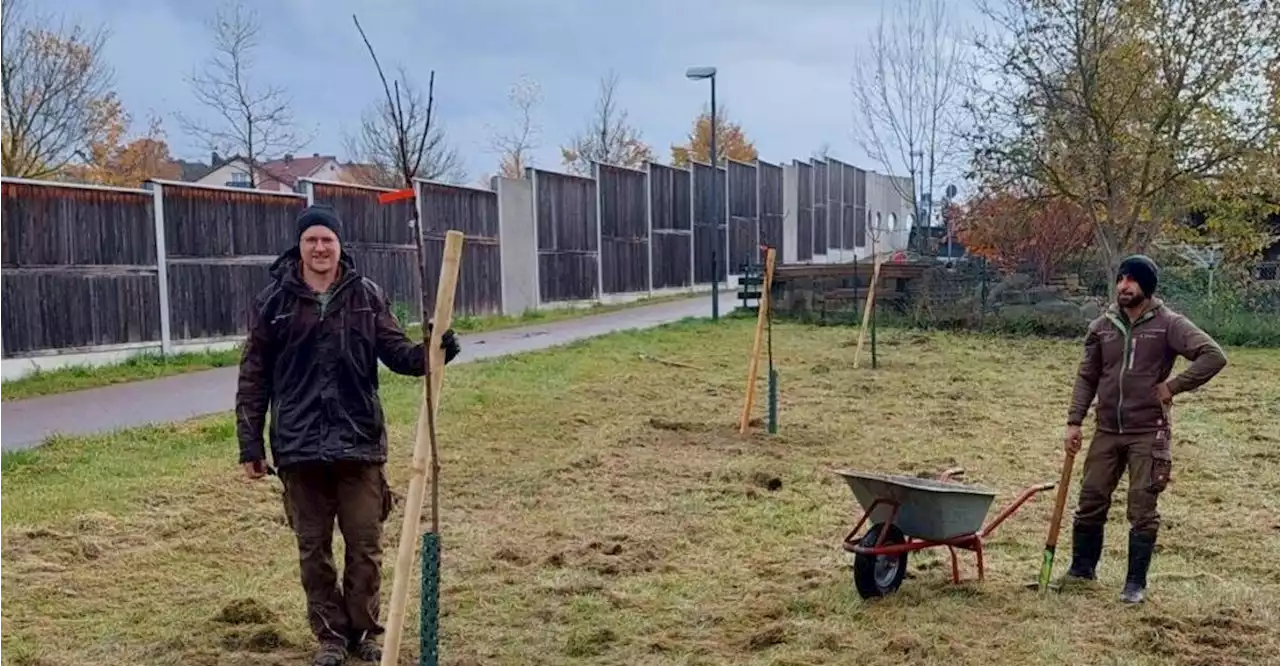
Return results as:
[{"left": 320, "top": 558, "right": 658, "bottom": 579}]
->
[{"left": 978, "top": 480, "right": 1059, "bottom": 539}]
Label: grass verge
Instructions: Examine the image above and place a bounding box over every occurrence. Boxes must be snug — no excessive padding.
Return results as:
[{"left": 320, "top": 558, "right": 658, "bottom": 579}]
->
[
  {"left": 2, "top": 320, "right": 1278, "bottom": 665},
  {"left": 0, "top": 292, "right": 700, "bottom": 402}
]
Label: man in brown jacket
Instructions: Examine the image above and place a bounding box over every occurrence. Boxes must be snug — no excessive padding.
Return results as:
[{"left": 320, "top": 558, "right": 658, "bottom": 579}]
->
[{"left": 1062, "top": 254, "right": 1226, "bottom": 603}]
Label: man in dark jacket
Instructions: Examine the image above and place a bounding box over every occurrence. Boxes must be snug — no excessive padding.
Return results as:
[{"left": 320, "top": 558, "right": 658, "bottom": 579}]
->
[
  {"left": 236, "top": 204, "right": 461, "bottom": 665},
  {"left": 1061, "top": 254, "right": 1226, "bottom": 603}
]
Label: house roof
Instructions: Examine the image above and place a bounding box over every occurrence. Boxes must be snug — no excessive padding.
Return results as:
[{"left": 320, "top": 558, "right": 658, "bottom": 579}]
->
[
  {"left": 258, "top": 154, "right": 336, "bottom": 188},
  {"left": 174, "top": 159, "right": 214, "bottom": 182}
]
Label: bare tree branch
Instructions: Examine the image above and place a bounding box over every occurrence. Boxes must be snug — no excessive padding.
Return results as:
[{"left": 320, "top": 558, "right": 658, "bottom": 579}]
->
[
  {"left": 1, "top": 0, "right": 117, "bottom": 179},
  {"left": 347, "top": 16, "right": 465, "bottom": 188},
  {"left": 175, "top": 0, "right": 312, "bottom": 187},
  {"left": 486, "top": 75, "right": 542, "bottom": 178},
  {"left": 560, "top": 70, "right": 653, "bottom": 175},
  {"left": 849, "top": 0, "right": 967, "bottom": 233}
]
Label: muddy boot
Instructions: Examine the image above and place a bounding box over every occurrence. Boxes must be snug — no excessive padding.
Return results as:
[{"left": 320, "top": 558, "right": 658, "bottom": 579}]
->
[
  {"left": 1121, "top": 530, "right": 1156, "bottom": 604},
  {"left": 349, "top": 633, "right": 381, "bottom": 663},
  {"left": 1066, "top": 523, "right": 1104, "bottom": 580},
  {"left": 312, "top": 641, "right": 348, "bottom": 666}
]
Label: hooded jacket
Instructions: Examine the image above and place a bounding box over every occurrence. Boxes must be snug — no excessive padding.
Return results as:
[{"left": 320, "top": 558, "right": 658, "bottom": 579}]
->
[
  {"left": 1067, "top": 298, "right": 1227, "bottom": 434},
  {"left": 235, "top": 248, "right": 446, "bottom": 469}
]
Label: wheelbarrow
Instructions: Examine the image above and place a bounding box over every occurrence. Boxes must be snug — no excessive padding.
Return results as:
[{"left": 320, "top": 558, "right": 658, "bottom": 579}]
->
[{"left": 834, "top": 467, "right": 1056, "bottom": 599}]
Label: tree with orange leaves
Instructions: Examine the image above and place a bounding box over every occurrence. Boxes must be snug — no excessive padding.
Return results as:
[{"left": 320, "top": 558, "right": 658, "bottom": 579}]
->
[
  {"left": 1, "top": 0, "right": 119, "bottom": 179},
  {"left": 954, "top": 191, "right": 1094, "bottom": 284},
  {"left": 670, "top": 106, "right": 757, "bottom": 167},
  {"left": 62, "top": 113, "right": 181, "bottom": 187}
]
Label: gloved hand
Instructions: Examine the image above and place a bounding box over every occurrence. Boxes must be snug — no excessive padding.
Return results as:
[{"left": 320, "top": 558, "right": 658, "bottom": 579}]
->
[{"left": 427, "top": 320, "right": 462, "bottom": 364}]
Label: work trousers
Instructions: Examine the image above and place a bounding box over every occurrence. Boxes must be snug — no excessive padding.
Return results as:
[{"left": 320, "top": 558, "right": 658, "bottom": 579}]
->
[
  {"left": 280, "top": 461, "right": 393, "bottom": 646},
  {"left": 1072, "top": 429, "right": 1172, "bottom": 538}
]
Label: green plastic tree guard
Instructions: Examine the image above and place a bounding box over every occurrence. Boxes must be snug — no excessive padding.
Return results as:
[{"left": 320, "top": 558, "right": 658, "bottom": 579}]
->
[{"left": 420, "top": 532, "right": 440, "bottom": 666}]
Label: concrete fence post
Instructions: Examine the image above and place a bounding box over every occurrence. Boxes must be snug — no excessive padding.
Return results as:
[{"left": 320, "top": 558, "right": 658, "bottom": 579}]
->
[{"left": 145, "top": 181, "right": 173, "bottom": 356}]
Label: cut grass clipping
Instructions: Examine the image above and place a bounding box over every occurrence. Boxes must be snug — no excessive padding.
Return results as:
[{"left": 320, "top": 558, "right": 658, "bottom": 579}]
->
[{"left": 3, "top": 319, "right": 1278, "bottom": 666}]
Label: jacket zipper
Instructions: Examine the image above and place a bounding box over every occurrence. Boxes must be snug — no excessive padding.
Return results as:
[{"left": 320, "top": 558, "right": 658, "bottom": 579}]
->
[
  {"left": 1109, "top": 308, "right": 1156, "bottom": 435},
  {"left": 1106, "top": 313, "right": 1129, "bottom": 433}
]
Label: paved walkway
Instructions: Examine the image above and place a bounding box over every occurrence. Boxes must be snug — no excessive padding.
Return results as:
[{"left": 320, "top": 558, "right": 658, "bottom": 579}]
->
[{"left": 1, "top": 295, "right": 731, "bottom": 452}]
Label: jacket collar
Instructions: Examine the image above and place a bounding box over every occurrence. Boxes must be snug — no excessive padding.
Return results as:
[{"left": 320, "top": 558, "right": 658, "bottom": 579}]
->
[{"left": 1105, "top": 297, "right": 1164, "bottom": 328}]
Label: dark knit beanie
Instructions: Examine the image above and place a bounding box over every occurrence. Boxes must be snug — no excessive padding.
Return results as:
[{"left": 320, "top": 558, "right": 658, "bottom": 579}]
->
[
  {"left": 295, "top": 204, "right": 343, "bottom": 242},
  {"left": 1117, "top": 254, "right": 1159, "bottom": 297}
]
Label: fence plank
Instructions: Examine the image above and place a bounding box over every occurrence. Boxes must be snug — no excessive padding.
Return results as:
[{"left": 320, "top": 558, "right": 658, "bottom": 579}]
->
[
  {"left": 811, "top": 159, "right": 829, "bottom": 256},
  {"left": 853, "top": 166, "right": 868, "bottom": 248},
  {"left": 532, "top": 169, "right": 599, "bottom": 302},
  {"left": 692, "top": 161, "right": 727, "bottom": 284},
  {"left": 727, "top": 160, "right": 759, "bottom": 271},
  {"left": 758, "top": 160, "right": 784, "bottom": 261},
  {"left": 648, "top": 162, "right": 693, "bottom": 289},
  {"left": 418, "top": 180, "right": 503, "bottom": 316},
  {"left": 159, "top": 185, "right": 305, "bottom": 339},
  {"left": 796, "top": 161, "right": 814, "bottom": 262},
  {"left": 597, "top": 163, "right": 649, "bottom": 295}
]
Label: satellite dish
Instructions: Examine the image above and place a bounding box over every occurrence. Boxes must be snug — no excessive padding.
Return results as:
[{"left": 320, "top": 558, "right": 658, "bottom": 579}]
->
[{"left": 945, "top": 184, "right": 958, "bottom": 198}]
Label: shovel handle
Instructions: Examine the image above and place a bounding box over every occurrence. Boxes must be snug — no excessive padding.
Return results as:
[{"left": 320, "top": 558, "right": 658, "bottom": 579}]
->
[{"left": 1037, "top": 449, "right": 1077, "bottom": 592}]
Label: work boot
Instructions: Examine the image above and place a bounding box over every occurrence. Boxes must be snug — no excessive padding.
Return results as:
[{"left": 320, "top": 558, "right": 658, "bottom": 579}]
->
[
  {"left": 1121, "top": 530, "right": 1157, "bottom": 604},
  {"left": 1066, "top": 523, "right": 1104, "bottom": 580},
  {"left": 312, "top": 641, "right": 347, "bottom": 666},
  {"left": 349, "top": 633, "right": 381, "bottom": 662}
]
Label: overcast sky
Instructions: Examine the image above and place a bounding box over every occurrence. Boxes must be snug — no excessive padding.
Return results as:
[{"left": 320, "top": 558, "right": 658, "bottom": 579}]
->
[{"left": 51, "top": 0, "right": 978, "bottom": 189}]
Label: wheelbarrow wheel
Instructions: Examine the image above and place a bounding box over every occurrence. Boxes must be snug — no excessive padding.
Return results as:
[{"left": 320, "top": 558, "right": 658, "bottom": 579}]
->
[{"left": 852, "top": 523, "right": 908, "bottom": 599}]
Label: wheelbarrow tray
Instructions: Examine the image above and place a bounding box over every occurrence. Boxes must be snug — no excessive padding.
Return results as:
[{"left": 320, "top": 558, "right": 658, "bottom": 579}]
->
[{"left": 835, "top": 469, "right": 998, "bottom": 542}]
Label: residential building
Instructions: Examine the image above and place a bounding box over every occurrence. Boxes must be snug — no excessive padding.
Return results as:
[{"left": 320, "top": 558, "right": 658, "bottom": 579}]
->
[{"left": 193, "top": 152, "right": 352, "bottom": 191}]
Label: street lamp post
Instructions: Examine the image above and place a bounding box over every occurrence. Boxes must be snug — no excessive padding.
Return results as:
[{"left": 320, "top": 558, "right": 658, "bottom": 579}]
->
[{"left": 687, "top": 65, "right": 718, "bottom": 321}]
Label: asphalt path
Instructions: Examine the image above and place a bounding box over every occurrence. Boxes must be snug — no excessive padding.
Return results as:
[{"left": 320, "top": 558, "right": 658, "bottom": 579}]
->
[{"left": 1, "top": 294, "right": 731, "bottom": 452}]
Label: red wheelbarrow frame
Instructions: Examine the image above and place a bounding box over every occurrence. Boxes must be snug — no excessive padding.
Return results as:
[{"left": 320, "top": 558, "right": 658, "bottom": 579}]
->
[{"left": 841, "top": 468, "right": 1057, "bottom": 584}]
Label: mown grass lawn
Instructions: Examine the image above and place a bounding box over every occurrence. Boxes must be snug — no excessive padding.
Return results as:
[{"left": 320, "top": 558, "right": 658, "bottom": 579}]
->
[
  {"left": 2, "top": 319, "right": 1278, "bottom": 666},
  {"left": 0, "top": 293, "right": 698, "bottom": 402}
]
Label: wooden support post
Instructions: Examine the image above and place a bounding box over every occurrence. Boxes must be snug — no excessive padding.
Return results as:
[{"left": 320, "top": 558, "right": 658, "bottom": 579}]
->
[
  {"left": 738, "top": 247, "right": 777, "bottom": 434},
  {"left": 852, "top": 254, "right": 882, "bottom": 369},
  {"left": 381, "top": 229, "right": 465, "bottom": 666}
]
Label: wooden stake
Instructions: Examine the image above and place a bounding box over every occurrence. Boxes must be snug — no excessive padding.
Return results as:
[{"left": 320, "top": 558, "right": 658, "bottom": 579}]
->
[
  {"left": 381, "top": 230, "right": 465, "bottom": 666},
  {"left": 738, "top": 247, "right": 777, "bottom": 434},
  {"left": 852, "top": 255, "right": 882, "bottom": 369}
]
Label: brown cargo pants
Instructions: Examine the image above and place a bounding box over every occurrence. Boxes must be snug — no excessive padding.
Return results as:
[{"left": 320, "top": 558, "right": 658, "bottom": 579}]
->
[
  {"left": 280, "top": 461, "right": 393, "bottom": 646},
  {"left": 1072, "top": 428, "right": 1172, "bottom": 538}
]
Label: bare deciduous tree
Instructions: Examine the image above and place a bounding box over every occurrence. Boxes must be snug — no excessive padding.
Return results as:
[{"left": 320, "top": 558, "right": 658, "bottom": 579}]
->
[
  {"left": 560, "top": 70, "right": 653, "bottom": 175},
  {"left": 346, "top": 16, "right": 465, "bottom": 189},
  {"left": 176, "top": 0, "right": 311, "bottom": 187},
  {"left": 487, "top": 75, "right": 542, "bottom": 178},
  {"left": 849, "top": 0, "right": 966, "bottom": 236},
  {"left": 1, "top": 0, "right": 118, "bottom": 179}
]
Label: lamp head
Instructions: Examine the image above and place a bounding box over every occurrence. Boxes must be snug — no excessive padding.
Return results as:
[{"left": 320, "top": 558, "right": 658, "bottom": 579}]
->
[{"left": 685, "top": 66, "right": 716, "bottom": 80}]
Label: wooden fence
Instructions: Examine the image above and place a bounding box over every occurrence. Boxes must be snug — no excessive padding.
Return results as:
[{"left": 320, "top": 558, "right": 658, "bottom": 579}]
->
[
  {"left": 2, "top": 152, "right": 914, "bottom": 360},
  {"left": 647, "top": 161, "right": 693, "bottom": 290},
  {"left": 1, "top": 180, "right": 161, "bottom": 355},
  {"left": 532, "top": 167, "right": 599, "bottom": 303}
]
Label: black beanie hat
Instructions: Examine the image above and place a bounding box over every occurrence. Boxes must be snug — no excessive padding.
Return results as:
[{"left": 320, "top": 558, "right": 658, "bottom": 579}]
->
[
  {"left": 1117, "top": 254, "right": 1158, "bottom": 297},
  {"left": 295, "top": 204, "right": 343, "bottom": 242}
]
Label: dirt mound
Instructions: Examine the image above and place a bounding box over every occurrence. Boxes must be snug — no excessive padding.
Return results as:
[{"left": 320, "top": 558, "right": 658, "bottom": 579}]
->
[
  {"left": 215, "top": 598, "right": 276, "bottom": 625},
  {"left": 220, "top": 626, "right": 291, "bottom": 653}
]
